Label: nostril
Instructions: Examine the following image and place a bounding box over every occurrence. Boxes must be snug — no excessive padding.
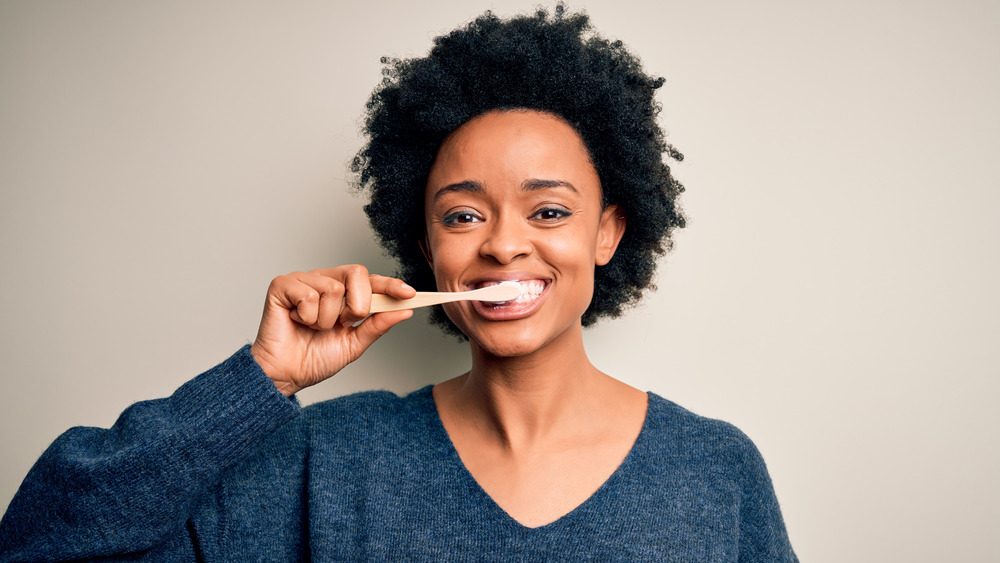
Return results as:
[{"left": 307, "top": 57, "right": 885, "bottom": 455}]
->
[{"left": 479, "top": 226, "right": 534, "bottom": 263}]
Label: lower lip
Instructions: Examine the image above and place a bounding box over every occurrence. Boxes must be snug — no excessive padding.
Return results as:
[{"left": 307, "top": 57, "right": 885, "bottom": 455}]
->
[{"left": 470, "top": 284, "right": 549, "bottom": 321}]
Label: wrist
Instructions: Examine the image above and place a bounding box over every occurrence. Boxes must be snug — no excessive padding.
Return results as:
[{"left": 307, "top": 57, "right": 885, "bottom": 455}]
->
[{"left": 249, "top": 343, "right": 300, "bottom": 397}]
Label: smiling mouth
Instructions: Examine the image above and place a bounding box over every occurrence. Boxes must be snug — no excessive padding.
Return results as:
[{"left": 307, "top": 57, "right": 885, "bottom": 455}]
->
[{"left": 473, "top": 279, "right": 548, "bottom": 306}]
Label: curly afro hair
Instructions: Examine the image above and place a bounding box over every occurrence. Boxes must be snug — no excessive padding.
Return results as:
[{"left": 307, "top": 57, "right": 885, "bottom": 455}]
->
[{"left": 351, "top": 4, "right": 686, "bottom": 338}]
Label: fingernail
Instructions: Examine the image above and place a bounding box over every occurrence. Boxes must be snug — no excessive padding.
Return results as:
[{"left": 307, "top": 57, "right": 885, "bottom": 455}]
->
[{"left": 402, "top": 283, "right": 415, "bottom": 291}]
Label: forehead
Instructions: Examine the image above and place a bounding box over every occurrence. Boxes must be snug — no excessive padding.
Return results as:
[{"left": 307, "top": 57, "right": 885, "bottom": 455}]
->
[{"left": 426, "top": 110, "right": 599, "bottom": 194}]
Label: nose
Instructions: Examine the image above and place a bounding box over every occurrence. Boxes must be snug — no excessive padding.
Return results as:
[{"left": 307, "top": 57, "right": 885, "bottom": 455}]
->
[{"left": 479, "top": 214, "right": 533, "bottom": 264}]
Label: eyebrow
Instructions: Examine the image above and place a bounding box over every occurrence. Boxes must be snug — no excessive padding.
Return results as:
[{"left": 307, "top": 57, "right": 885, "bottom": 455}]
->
[
  {"left": 432, "top": 180, "right": 483, "bottom": 201},
  {"left": 521, "top": 179, "right": 579, "bottom": 193},
  {"left": 431, "top": 178, "right": 578, "bottom": 201}
]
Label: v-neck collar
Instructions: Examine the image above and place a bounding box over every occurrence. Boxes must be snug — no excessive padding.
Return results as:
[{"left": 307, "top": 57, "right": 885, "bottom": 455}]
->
[{"left": 408, "top": 385, "right": 655, "bottom": 531}]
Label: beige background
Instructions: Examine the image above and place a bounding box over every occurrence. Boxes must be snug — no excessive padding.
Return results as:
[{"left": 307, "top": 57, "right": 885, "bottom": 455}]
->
[{"left": 1, "top": 0, "right": 997, "bottom": 560}]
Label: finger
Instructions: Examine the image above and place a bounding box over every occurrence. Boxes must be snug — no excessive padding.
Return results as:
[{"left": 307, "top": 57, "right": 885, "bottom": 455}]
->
[
  {"left": 368, "top": 274, "right": 417, "bottom": 299},
  {"left": 282, "top": 279, "right": 320, "bottom": 326},
  {"left": 336, "top": 265, "right": 371, "bottom": 325},
  {"left": 349, "top": 309, "right": 413, "bottom": 356},
  {"left": 313, "top": 276, "right": 346, "bottom": 330},
  {"left": 270, "top": 272, "right": 344, "bottom": 328},
  {"left": 308, "top": 265, "right": 360, "bottom": 278}
]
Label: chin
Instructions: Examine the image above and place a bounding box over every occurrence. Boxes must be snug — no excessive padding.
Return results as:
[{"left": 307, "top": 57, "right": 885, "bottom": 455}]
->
[
  {"left": 443, "top": 293, "right": 589, "bottom": 358},
  {"left": 458, "top": 315, "right": 582, "bottom": 360},
  {"left": 472, "top": 333, "right": 544, "bottom": 358}
]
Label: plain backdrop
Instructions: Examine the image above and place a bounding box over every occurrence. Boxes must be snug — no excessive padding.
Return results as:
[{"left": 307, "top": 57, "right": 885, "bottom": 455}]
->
[{"left": 1, "top": 1, "right": 997, "bottom": 561}]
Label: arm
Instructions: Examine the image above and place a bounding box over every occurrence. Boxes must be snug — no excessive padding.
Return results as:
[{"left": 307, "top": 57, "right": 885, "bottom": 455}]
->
[
  {"left": 0, "top": 266, "right": 416, "bottom": 561},
  {"left": 0, "top": 347, "right": 298, "bottom": 561},
  {"left": 737, "top": 439, "right": 798, "bottom": 563}
]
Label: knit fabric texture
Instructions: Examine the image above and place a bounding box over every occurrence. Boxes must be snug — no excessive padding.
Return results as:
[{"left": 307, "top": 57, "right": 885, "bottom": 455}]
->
[{"left": 0, "top": 347, "right": 797, "bottom": 561}]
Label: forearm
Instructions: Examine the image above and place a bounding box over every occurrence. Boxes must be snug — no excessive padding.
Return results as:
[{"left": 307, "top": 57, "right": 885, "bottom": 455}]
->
[{"left": 0, "top": 346, "right": 300, "bottom": 562}]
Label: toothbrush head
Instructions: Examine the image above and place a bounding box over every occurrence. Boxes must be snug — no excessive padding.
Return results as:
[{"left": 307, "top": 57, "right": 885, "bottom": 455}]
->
[
  {"left": 478, "top": 281, "right": 522, "bottom": 303},
  {"left": 497, "top": 280, "right": 524, "bottom": 296}
]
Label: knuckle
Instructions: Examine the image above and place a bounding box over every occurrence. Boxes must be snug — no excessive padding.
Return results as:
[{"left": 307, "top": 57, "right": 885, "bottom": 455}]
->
[
  {"left": 328, "top": 279, "right": 345, "bottom": 295},
  {"left": 273, "top": 272, "right": 303, "bottom": 289},
  {"left": 345, "top": 264, "right": 369, "bottom": 278},
  {"left": 270, "top": 274, "right": 292, "bottom": 288}
]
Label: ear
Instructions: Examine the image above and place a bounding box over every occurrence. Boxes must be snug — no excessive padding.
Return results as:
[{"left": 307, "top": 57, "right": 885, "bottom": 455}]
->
[
  {"left": 595, "top": 204, "right": 626, "bottom": 266},
  {"left": 418, "top": 235, "right": 433, "bottom": 267}
]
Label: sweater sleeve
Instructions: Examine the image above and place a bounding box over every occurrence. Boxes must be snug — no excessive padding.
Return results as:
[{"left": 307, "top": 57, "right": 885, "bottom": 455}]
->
[
  {"left": 736, "top": 437, "right": 798, "bottom": 563},
  {"left": 0, "top": 346, "right": 301, "bottom": 562}
]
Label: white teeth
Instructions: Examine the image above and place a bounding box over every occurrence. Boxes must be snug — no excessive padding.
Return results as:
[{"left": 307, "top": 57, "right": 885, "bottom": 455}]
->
[
  {"left": 479, "top": 280, "right": 546, "bottom": 304},
  {"left": 513, "top": 280, "right": 544, "bottom": 303}
]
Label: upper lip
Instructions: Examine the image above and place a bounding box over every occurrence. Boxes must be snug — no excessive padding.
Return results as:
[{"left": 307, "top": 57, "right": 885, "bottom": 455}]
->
[{"left": 466, "top": 273, "right": 552, "bottom": 290}]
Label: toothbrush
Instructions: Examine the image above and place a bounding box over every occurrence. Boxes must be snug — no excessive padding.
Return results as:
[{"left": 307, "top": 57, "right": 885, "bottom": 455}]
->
[{"left": 369, "top": 281, "right": 523, "bottom": 313}]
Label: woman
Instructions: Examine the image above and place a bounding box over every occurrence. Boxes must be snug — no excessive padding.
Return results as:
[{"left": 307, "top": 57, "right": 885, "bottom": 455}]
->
[{"left": 0, "top": 6, "right": 796, "bottom": 561}]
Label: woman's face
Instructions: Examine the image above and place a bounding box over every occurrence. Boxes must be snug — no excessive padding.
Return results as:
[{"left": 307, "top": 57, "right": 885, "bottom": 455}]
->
[{"left": 423, "top": 110, "right": 624, "bottom": 357}]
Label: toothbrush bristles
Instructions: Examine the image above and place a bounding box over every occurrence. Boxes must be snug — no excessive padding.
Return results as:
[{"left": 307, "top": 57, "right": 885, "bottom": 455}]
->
[{"left": 497, "top": 280, "right": 524, "bottom": 296}]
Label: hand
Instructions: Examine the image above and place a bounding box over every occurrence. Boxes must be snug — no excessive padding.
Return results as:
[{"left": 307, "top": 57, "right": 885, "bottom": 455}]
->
[{"left": 249, "top": 265, "right": 416, "bottom": 396}]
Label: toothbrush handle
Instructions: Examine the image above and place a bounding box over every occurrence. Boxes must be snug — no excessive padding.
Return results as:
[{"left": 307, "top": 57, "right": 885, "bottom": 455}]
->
[{"left": 369, "top": 291, "right": 470, "bottom": 313}]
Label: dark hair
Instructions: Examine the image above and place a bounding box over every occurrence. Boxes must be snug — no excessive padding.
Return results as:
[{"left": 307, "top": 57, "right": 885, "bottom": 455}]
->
[{"left": 352, "top": 4, "right": 685, "bottom": 337}]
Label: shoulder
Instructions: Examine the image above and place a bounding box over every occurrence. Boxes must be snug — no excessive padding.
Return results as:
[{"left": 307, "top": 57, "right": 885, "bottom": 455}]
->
[
  {"left": 644, "top": 393, "right": 755, "bottom": 447},
  {"left": 641, "top": 393, "right": 768, "bottom": 478},
  {"left": 641, "top": 396, "right": 797, "bottom": 560},
  {"left": 300, "top": 386, "right": 437, "bottom": 446},
  {"left": 303, "top": 386, "right": 432, "bottom": 421}
]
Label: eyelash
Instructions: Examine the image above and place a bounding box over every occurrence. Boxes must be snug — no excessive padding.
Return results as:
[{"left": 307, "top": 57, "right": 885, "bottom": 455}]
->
[
  {"left": 441, "top": 211, "right": 482, "bottom": 225},
  {"left": 532, "top": 207, "right": 572, "bottom": 221},
  {"left": 440, "top": 207, "right": 572, "bottom": 226}
]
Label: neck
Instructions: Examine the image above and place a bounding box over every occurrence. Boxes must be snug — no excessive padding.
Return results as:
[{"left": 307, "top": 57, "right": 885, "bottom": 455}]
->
[{"left": 451, "top": 323, "right": 606, "bottom": 449}]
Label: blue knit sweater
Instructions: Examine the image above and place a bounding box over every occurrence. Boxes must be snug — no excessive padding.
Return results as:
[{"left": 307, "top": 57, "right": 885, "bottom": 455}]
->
[{"left": 0, "top": 347, "right": 797, "bottom": 561}]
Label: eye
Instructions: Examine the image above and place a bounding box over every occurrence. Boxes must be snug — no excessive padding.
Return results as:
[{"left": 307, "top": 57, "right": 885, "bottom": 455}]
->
[
  {"left": 531, "top": 207, "right": 572, "bottom": 222},
  {"left": 442, "top": 210, "right": 483, "bottom": 226}
]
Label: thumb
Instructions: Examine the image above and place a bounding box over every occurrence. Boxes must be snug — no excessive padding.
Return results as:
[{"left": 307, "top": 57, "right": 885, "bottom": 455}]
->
[{"left": 348, "top": 309, "right": 413, "bottom": 357}]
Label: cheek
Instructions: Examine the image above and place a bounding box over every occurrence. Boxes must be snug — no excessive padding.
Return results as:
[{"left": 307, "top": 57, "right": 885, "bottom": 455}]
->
[
  {"left": 540, "top": 226, "right": 598, "bottom": 270},
  {"left": 549, "top": 236, "right": 593, "bottom": 261},
  {"left": 426, "top": 233, "right": 477, "bottom": 286}
]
